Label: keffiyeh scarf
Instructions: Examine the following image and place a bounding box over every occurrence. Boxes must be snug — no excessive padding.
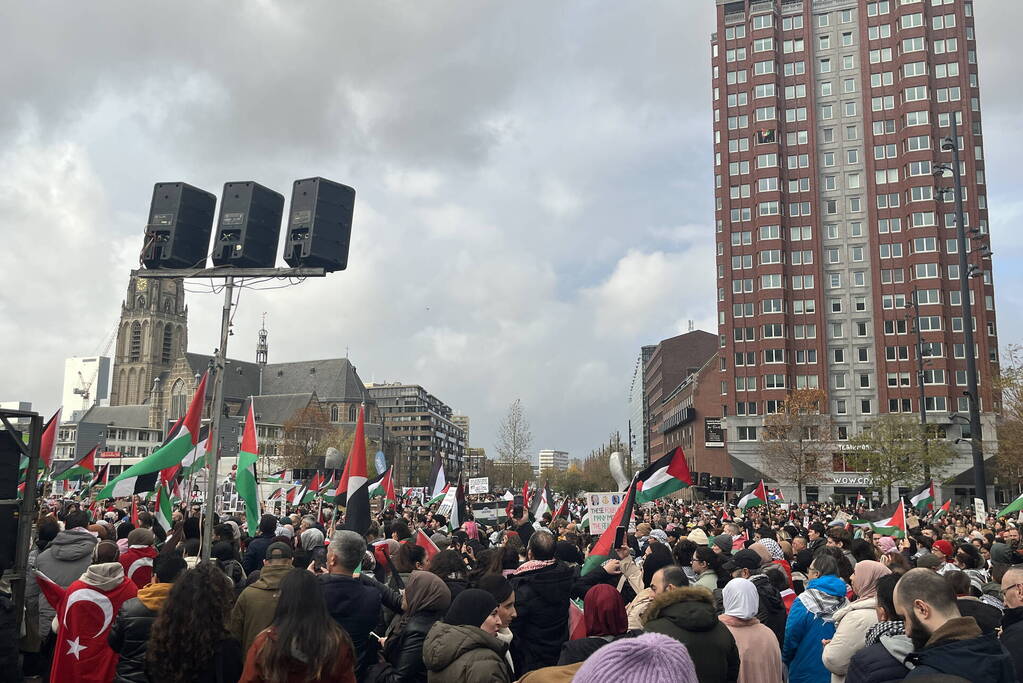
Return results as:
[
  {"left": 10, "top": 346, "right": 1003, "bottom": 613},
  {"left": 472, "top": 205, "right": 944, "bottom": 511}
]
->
[
  {"left": 864, "top": 619, "right": 905, "bottom": 646},
  {"left": 798, "top": 588, "right": 848, "bottom": 622}
]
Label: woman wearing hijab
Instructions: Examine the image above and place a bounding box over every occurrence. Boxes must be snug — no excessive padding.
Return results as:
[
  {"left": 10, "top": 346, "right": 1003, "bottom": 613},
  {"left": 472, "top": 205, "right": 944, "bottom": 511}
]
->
[
  {"left": 367, "top": 570, "right": 452, "bottom": 683},
  {"left": 557, "top": 584, "right": 637, "bottom": 665},
  {"left": 822, "top": 559, "right": 891, "bottom": 683},
  {"left": 422, "top": 589, "right": 510, "bottom": 683},
  {"left": 718, "top": 578, "right": 783, "bottom": 683}
]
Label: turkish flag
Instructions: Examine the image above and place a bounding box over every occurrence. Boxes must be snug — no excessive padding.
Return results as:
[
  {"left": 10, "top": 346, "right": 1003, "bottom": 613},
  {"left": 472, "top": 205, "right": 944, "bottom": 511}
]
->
[
  {"left": 119, "top": 545, "right": 158, "bottom": 589},
  {"left": 51, "top": 577, "right": 138, "bottom": 683}
]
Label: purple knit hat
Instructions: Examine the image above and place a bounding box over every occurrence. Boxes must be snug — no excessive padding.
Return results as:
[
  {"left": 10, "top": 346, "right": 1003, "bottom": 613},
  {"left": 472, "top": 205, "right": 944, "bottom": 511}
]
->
[{"left": 573, "top": 633, "right": 697, "bottom": 683}]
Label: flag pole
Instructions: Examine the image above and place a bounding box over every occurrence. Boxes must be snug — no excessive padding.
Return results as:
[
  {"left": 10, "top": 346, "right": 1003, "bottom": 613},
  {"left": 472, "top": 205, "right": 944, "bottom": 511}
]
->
[{"left": 201, "top": 277, "right": 235, "bottom": 562}]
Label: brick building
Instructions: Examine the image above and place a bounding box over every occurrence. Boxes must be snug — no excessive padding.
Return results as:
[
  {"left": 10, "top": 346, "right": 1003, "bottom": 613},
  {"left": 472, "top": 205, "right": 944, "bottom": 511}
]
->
[
  {"left": 710, "top": 0, "right": 999, "bottom": 502},
  {"left": 643, "top": 330, "right": 719, "bottom": 466}
]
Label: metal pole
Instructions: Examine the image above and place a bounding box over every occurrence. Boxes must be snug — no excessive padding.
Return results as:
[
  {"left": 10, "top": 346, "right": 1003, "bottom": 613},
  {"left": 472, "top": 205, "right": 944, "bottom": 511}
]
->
[
  {"left": 202, "top": 277, "right": 234, "bottom": 561},
  {"left": 949, "top": 115, "right": 987, "bottom": 508},
  {"left": 910, "top": 290, "right": 930, "bottom": 479}
]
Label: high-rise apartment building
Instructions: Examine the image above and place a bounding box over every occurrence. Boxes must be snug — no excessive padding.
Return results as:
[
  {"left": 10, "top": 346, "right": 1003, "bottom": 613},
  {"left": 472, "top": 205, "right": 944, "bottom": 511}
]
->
[
  {"left": 711, "top": 0, "right": 998, "bottom": 501},
  {"left": 537, "top": 449, "right": 570, "bottom": 473}
]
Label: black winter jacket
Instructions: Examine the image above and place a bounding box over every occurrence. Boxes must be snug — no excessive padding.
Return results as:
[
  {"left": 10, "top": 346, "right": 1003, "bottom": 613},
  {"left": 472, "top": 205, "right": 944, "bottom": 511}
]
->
[
  {"left": 509, "top": 561, "right": 575, "bottom": 675},
  {"left": 905, "top": 618, "right": 1016, "bottom": 682},
  {"left": 108, "top": 597, "right": 159, "bottom": 683},
  {"left": 241, "top": 533, "right": 276, "bottom": 574},
  {"left": 1000, "top": 607, "right": 1023, "bottom": 681},
  {"left": 750, "top": 572, "right": 787, "bottom": 645},
  {"left": 846, "top": 634, "right": 913, "bottom": 683},
  {"left": 320, "top": 572, "right": 402, "bottom": 679},
  {"left": 369, "top": 610, "right": 446, "bottom": 683}
]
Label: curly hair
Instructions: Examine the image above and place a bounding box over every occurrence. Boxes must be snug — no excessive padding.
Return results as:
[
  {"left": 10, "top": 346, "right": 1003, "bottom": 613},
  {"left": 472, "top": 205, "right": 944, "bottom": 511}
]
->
[
  {"left": 146, "top": 562, "right": 236, "bottom": 683},
  {"left": 428, "top": 549, "right": 467, "bottom": 579}
]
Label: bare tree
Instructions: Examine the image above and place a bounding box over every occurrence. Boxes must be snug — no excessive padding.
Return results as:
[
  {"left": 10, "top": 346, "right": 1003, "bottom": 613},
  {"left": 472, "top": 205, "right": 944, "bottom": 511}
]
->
[
  {"left": 846, "top": 414, "right": 957, "bottom": 503},
  {"left": 761, "top": 389, "right": 833, "bottom": 504},
  {"left": 495, "top": 399, "right": 533, "bottom": 488},
  {"left": 995, "top": 345, "right": 1023, "bottom": 495},
  {"left": 277, "top": 402, "right": 340, "bottom": 471}
]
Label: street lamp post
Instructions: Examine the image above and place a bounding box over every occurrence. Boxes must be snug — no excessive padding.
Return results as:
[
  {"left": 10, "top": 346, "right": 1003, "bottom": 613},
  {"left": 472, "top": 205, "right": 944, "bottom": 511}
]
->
[{"left": 943, "top": 114, "right": 987, "bottom": 507}]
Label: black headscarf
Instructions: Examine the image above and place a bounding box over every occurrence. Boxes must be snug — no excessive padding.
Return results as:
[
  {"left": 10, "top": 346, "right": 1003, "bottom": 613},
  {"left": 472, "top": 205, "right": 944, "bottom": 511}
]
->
[{"left": 444, "top": 588, "right": 497, "bottom": 628}]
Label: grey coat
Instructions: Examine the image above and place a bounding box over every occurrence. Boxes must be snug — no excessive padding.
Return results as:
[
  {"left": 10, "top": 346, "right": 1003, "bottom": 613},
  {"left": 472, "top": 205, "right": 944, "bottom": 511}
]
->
[{"left": 25, "top": 529, "right": 97, "bottom": 637}]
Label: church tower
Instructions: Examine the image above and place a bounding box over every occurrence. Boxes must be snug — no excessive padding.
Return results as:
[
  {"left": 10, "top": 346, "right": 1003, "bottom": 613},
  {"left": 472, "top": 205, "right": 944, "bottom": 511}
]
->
[{"left": 109, "top": 275, "right": 188, "bottom": 406}]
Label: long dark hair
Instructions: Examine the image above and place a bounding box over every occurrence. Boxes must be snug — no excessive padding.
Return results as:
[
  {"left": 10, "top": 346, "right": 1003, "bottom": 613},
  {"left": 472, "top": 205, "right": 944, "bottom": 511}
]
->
[
  {"left": 257, "top": 568, "right": 353, "bottom": 683},
  {"left": 147, "top": 563, "right": 236, "bottom": 683},
  {"left": 428, "top": 550, "right": 467, "bottom": 579}
]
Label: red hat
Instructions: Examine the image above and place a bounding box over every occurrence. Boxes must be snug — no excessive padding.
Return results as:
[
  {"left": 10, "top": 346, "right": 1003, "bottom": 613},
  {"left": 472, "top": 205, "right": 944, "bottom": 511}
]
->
[{"left": 932, "top": 540, "right": 954, "bottom": 559}]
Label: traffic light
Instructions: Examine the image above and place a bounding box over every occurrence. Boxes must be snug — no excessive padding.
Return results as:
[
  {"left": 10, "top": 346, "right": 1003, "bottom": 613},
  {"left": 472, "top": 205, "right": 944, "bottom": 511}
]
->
[
  {"left": 283, "top": 177, "right": 356, "bottom": 272},
  {"left": 141, "top": 182, "right": 217, "bottom": 269},
  {"left": 212, "top": 182, "right": 284, "bottom": 268}
]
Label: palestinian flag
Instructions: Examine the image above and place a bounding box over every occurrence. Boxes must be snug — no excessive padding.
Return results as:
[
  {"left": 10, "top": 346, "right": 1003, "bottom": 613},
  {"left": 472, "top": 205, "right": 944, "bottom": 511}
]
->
[
  {"left": 856, "top": 492, "right": 867, "bottom": 506},
  {"left": 553, "top": 497, "right": 569, "bottom": 521},
  {"left": 235, "top": 402, "right": 261, "bottom": 535},
  {"left": 267, "top": 487, "right": 284, "bottom": 501},
  {"left": 581, "top": 484, "right": 636, "bottom": 575},
  {"left": 529, "top": 480, "right": 553, "bottom": 519},
  {"left": 737, "top": 480, "right": 769, "bottom": 510},
  {"left": 428, "top": 453, "right": 447, "bottom": 504},
  {"left": 50, "top": 445, "right": 98, "bottom": 481},
  {"left": 179, "top": 425, "right": 209, "bottom": 479},
  {"left": 768, "top": 488, "right": 784, "bottom": 502},
  {"left": 154, "top": 481, "right": 174, "bottom": 532},
  {"left": 908, "top": 481, "right": 935, "bottom": 511},
  {"left": 853, "top": 501, "right": 907, "bottom": 537},
  {"left": 568, "top": 599, "right": 587, "bottom": 640},
  {"left": 320, "top": 473, "right": 338, "bottom": 500},
  {"left": 39, "top": 408, "right": 61, "bottom": 470},
  {"left": 997, "top": 491, "right": 1023, "bottom": 518},
  {"left": 428, "top": 484, "right": 450, "bottom": 507},
  {"left": 93, "top": 463, "right": 110, "bottom": 488},
  {"left": 98, "top": 373, "right": 207, "bottom": 499},
  {"left": 415, "top": 528, "right": 440, "bottom": 560},
  {"left": 263, "top": 470, "right": 287, "bottom": 484},
  {"left": 341, "top": 405, "right": 370, "bottom": 535},
  {"left": 368, "top": 466, "right": 397, "bottom": 508},
  {"left": 932, "top": 498, "right": 951, "bottom": 520},
  {"left": 301, "top": 472, "right": 326, "bottom": 505},
  {"left": 634, "top": 446, "right": 693, "bottom": 504},
  {"left": 579, "top": 509, "right": 590, "bottom": 531}
]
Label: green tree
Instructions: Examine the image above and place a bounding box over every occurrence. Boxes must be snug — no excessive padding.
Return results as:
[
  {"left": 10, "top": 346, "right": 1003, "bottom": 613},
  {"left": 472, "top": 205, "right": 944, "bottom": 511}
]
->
[{"left": 846, "top": 414, "right": 957, "bottom": 502}]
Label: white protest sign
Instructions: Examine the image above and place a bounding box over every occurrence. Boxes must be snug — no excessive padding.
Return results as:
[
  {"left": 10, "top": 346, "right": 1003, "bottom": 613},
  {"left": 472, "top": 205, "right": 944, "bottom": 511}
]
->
[
  {"left": 468, "top": 477, "right": 490, "bottom": 495},
  {"left": 585, "top": 491, "right": 627, "bottom": 535},
  {"left": 973, "top": 497, "right": 986, "bottom": 525}
]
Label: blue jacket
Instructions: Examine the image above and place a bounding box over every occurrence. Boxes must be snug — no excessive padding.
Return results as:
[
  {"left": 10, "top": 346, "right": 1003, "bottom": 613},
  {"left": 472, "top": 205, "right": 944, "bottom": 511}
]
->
[{"left": 783, "top": 574, "right": 848, "bottom": 683}]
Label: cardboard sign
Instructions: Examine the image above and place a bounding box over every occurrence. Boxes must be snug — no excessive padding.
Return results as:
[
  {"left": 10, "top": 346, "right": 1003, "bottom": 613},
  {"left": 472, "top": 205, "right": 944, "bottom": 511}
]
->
[
  {"left": 468, "top": 477, "right": 490, "bottom": 495},
  {"left": 585, "top": 491, "right": 627, "bottom": 535}
]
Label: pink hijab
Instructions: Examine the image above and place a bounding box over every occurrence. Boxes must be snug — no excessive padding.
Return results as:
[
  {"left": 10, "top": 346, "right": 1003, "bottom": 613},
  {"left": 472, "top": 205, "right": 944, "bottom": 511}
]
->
[{"left": 852, "top": 560, "right": 890, "bottom": 600}]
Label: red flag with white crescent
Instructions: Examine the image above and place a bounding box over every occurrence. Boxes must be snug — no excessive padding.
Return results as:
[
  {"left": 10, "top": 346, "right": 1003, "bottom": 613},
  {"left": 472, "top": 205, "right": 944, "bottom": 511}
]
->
[{"left": 50, "top": 577, "right": 137, "bottom": 683}]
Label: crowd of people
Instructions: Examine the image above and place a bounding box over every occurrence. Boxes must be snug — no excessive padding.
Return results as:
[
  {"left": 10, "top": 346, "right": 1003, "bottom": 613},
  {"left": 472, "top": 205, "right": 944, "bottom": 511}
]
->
[{"left": 8, "top": 493, "right": 1023, "bottom": 682}]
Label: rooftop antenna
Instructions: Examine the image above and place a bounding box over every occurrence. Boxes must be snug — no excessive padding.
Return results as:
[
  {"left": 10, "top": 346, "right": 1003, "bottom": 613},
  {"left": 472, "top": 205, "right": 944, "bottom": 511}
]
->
[{"left": 688, "top": 319, "right": 694, "bottom": 332}]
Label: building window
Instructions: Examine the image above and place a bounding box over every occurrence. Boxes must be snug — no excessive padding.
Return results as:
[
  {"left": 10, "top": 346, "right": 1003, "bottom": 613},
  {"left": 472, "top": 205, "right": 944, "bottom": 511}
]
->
[
  {"left": 129, "top": 322, "right": 142, "bottom": 362},
  {"left": 348, "top": 405, "right": 358, "bottom": 421},
  {"left": 330, "top": 405, "right": 340, "bottom": 422}
]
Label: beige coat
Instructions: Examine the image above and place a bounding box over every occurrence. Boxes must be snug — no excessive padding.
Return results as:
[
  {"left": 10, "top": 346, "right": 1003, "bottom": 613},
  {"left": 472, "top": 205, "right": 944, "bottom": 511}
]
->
[
  {"left": 626, "top": 587, "right": 655, "bottom": 630},
  {"left": 822, "top": 597, "right": 879, "bottom": 683}
]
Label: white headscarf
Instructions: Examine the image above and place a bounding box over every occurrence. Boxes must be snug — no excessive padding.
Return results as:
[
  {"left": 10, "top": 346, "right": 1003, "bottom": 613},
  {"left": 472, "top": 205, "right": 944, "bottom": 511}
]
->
[{"left": 722, "top": 577, "right": 760, "bottom": 620}]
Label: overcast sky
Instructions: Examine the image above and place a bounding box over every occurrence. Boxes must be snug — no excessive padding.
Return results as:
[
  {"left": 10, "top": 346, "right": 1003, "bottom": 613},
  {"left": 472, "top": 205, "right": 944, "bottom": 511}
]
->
[{"left": 3, "top": 2, "right": 1022, "bottom": 460}]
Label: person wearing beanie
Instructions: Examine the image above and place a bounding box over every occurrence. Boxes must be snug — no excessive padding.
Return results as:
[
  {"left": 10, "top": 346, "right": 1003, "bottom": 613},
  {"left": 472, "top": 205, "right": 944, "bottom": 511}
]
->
[
  {"left": 714, "top": 533, "right": 735, "bottom": 557},
  {"left": 932, "top": 540, "right": 956, "bottom": 574},
  {"left": 119, "top": 528, "right": 157, "bottom": 590},
  {"left": 422, "top": 588, "right": 511, "bottom": 682},
  {"left": 687, "top": 527, "right": 710, "bottom": 546},
  {"left": 477, "top": 573, "right": 518, "bottom": 676},
  {"left": 642, "top": 583, "right": 740, "bottom": 683},
  {"left": 573, "top": 632, "right": 698, "bottom": 683}
]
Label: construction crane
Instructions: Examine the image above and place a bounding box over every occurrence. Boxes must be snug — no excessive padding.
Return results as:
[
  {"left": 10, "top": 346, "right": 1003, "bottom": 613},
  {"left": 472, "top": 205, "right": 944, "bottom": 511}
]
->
[{"left": 73, "top": 323, "right": 118, "bottom": 408}]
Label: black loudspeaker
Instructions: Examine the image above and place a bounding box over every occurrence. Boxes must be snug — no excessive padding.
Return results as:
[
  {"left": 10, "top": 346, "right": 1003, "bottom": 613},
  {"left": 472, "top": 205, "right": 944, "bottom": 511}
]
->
[
  {"left": 733, "top": 477, "right": 744, "bottom": 492},
  {"left": 0, "top": 430, "right": 22, "bottom": 571},
  {"left": 283, "top": 177, "right": 356, "bottom": 272},
  {"left": 699, "top": 472, "right": 711, "bottom": 487},
  {"left": 722, "top": 477, "right": 733, "bottom": 490},
  {"left": 711, "top": 476, "right": 722, "bottom": 490},
  {"left": 212, "top": 182, "right": 285, "bottom": 268},
  {"left": 141, "top": 182, "right": 217, "bottom": 269}
]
